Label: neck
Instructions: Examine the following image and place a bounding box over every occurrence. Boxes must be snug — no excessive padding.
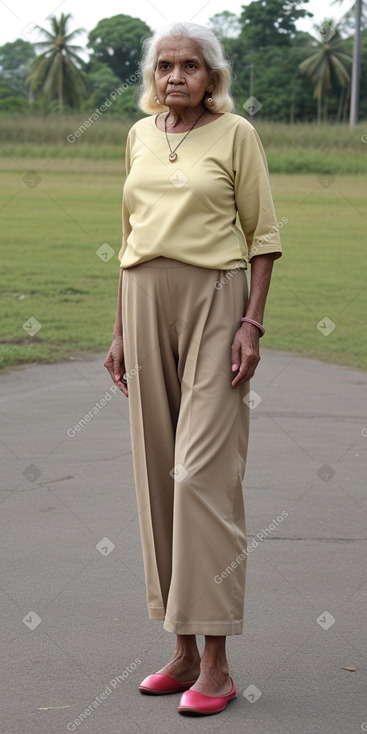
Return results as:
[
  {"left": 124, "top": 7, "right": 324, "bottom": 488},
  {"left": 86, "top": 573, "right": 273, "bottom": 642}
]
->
[{"left": 165, "top": 104, "right": 207, "bottom": 130}]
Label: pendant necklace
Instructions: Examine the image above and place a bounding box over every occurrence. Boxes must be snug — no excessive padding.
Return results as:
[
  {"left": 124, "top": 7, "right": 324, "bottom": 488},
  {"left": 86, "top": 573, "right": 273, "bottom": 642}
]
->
[{"left": 164, "top": 109, "right": 207, "bottom": 162}]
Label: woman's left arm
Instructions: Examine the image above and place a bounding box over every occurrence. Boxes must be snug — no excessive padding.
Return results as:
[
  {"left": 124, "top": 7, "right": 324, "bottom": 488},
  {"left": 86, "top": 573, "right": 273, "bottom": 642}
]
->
[
  {"left": 231, "top": 253, "right": 275, "bottom": 388},
  {"left": 231, "top": 125, "right": 282, "bottom": 388}
]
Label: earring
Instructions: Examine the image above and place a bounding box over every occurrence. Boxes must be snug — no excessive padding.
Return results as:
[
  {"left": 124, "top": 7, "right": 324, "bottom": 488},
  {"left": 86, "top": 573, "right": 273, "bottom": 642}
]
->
[
  {"left": 206, "top": 96, "right": 213, "bottom": 105},
  {"left": 154, "top": 95, "right": 159, "bottom": 103}
]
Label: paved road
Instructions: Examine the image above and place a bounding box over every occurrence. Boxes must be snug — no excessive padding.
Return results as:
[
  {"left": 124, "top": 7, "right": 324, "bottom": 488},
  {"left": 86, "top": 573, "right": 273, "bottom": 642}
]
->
[{"left": 1, "top": 350, "right": 366, "bottom": 734}]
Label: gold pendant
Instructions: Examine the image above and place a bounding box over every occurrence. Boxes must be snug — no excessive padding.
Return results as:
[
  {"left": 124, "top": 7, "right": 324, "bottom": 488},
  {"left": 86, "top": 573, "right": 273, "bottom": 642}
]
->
[{"left": 169, "top": 152, "right": 177, "bottom": 162}]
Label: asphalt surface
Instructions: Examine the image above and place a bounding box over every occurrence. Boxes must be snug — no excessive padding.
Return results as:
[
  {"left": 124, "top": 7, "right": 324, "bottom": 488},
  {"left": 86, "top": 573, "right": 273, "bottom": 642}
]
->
[{"left": 1, "top": 349, "right": 366, "bottom": 734}]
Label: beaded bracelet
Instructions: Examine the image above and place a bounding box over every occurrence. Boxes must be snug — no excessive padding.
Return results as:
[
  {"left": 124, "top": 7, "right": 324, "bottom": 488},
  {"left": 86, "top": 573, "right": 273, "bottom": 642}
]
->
[{"left": 240, "top": 317, "right": 265, "bottom": 337}]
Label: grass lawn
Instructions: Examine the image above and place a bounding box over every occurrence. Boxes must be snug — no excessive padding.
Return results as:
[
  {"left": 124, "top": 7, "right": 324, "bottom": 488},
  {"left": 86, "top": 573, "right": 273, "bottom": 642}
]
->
[{"left": 0, "top": 153, "right": 366, "bottom": 373}]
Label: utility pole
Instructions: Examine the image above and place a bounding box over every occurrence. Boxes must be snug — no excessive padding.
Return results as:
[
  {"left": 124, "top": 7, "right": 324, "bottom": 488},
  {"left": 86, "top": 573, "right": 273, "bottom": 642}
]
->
[
  {"left": 349, "top": 0, "right": 362, "bottom": 127},
  {"left": 249, "top": 62, "right": 254, "bottom": 98}
]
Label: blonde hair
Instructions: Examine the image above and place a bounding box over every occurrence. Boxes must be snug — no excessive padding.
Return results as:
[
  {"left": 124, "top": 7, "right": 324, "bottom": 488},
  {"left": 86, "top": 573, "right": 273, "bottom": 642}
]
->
[{"left": 138, "top": 22, "right": 234, "bottom": 114}]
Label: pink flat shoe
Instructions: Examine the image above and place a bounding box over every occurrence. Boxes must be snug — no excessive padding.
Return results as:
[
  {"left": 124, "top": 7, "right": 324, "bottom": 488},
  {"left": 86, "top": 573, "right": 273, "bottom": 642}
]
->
[
  {"left": 177, "top": 677, "right": 236, "bottom": 715},
  {"left": 139, "top": 673, "right": 197, "bottom": 695}
]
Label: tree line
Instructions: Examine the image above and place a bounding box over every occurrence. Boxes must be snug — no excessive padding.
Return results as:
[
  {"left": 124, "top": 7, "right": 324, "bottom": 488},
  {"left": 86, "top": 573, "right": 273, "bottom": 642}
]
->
[{"left": 0, "top": 2, "right": 366, "bottom": 123}]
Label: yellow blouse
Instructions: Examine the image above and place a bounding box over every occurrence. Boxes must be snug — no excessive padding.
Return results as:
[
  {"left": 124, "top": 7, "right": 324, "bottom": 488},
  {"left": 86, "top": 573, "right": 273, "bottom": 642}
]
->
[{"left": 118, "top": 113, "right": 282, "bottom": 270}]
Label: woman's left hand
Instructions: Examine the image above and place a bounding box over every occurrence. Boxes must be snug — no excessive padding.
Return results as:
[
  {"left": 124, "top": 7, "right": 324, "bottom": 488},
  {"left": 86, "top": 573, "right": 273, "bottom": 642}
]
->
[{"left": 231, "top": 322, "right": 260, "bottom": 388}]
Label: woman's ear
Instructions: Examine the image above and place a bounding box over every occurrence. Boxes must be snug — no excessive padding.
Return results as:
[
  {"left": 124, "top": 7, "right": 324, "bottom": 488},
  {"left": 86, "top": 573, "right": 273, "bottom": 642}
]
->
[{"left": 207, "top": 71, "right": 218, "bottom": 94}]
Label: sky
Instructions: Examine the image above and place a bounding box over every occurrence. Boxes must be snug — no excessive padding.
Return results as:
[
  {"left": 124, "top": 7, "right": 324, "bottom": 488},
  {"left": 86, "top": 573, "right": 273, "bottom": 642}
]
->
[{"left": 0, "top": 0, "right": 354, "bottom": 51}]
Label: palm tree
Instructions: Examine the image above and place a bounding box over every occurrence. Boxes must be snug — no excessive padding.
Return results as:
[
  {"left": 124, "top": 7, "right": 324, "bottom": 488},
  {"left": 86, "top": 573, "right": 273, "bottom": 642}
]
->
[
  {"left": 299, "top": 24, "right": 352, "bottom": 123},
  {"left": 29, "top": 13, "right": 85, "bottom": 111}
]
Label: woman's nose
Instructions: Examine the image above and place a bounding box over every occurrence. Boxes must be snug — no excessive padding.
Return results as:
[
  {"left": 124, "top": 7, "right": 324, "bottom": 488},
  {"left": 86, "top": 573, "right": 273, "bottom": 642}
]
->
[{"left": 168, "top": 65, "right": 183, "bottom": 83}]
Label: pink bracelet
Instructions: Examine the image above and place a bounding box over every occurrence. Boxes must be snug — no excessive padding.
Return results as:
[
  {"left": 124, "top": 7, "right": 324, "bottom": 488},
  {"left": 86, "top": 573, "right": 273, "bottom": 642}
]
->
[{"left": 240, "top": 317, "right": 265, "bottom": 337}]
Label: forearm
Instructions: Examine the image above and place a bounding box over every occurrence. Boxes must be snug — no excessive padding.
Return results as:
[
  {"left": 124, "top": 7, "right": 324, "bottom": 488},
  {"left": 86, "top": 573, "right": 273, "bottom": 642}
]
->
[
  {"left": 243, "top": 253, "right": 275, "bottom": 324},
  {"left": 113, "top": 268, "right": 123, "bottom": 338}
]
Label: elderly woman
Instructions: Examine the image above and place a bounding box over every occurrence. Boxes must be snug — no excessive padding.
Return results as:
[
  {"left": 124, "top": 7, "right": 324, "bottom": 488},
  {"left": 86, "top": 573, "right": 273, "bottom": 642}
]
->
[{"left": 105, "top": 21, "right": 282, "bottom": 716}]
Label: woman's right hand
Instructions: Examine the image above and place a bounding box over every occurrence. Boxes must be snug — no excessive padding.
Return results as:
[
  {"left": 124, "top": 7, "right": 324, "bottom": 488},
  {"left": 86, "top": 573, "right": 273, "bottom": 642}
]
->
[{"left": 104, "top": 335, "right": 129, "bottom": 397}]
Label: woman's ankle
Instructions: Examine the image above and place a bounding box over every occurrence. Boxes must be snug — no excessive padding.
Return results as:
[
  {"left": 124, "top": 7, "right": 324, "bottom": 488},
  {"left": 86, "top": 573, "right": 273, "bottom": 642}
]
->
[
  {"left": 200, "top": 635, "right": 229, "bottom": 676},
  {"left": 200, "top": 661, "right": 229, "bottom": 678},
  {"left": 174, "top": 634, "right": 200, "bottom": 662}
]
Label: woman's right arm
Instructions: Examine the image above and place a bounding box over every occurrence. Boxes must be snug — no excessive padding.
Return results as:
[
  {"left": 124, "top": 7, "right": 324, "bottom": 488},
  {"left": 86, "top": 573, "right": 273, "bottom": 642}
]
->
[
  {"left": 104, "top": 268, "right": 128, "bottom": 397},
  {"left": 104, "top": 130, "right": 132, "bottom": 397}
]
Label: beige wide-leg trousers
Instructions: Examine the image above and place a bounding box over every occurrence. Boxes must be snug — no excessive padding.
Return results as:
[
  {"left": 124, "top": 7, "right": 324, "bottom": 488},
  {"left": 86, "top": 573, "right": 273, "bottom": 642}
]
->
[{"left": 122, "top": 257, "right": 250, "bottom": 636}]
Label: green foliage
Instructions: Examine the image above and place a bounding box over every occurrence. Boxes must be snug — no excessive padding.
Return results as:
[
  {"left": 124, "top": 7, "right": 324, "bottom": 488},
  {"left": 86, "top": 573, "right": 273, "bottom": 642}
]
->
[
  {"left": 0, "top": 77, "right": 29, "bottom": 111},
  {"left": 239, "top": 0, "right": 313, "bottom": 48},
  {"left": 29, "top": 13, "right": 85, "bottom": 111},
  {"left": 83, "top": 62, "right": 121, "bottom": 109},
  {"left": 0, "top": 38, "right": 35, "bottom": 99},
  {"left": 108, "top": 85, "right": 140, "bottom": 115},
  {"left": 0, "top": 38, "right": 35, "bottom": 71},
  {"left": 232, "top": 44, "right": 316, "bottom": 121},
  {"left": 0, "top": 80, "right": 11, "bottom": 97},
  {"left": 227, "top": 31, "right": 316, "bottom": 122},
  {"left": 81, "top": 62, "right": 140, "bottom": 115},
  {"left": 87, "top": 14, "right": 152, "bottom": 80},
  {"left": 224, "top": 8, "right": 357, "bottom": 123},
  {"left": 0, "top": 97, "right": 28, "bottom": 112}
]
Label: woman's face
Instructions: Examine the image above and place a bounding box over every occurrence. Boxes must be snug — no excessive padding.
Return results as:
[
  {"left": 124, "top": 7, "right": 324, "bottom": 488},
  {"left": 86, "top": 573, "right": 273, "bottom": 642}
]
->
[{"left": 154, "top": 37, "right": 214, "bottom": 109}]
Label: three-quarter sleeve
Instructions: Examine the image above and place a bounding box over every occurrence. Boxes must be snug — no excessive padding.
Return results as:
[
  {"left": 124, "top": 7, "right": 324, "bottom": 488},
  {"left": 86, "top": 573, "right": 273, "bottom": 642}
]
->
[{"left": 234, "top": 129, "right": 282, "bottom": 261}]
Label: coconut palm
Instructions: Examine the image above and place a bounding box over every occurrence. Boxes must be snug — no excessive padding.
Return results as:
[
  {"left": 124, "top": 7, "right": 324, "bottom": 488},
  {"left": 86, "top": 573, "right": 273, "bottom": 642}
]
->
[
  {"left": 299, "top": 24, "right": 352, "bottom": 123},
  {"left": 29, "top": 13, "right": 85, "bottom": 110}
]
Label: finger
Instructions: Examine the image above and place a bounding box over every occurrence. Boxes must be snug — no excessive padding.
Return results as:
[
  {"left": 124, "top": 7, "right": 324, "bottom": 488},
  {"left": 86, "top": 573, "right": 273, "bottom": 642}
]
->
[
  {"left": 119, "top": 383, "right": 129, "bottom": 397},
  {"left": 233, "top": 370, "right": 252, "bottom": 388},
  {"left": 231, "top": 358, "right": 258, "bottom": 388},
  {"left": 231, "top": 342, "right": 242, "bottom": 373},
  {"left": 231, "top": 360, "right": 247, "bottom": 387},
  {"left": 104, "top": 350, "right": 124, "bottom": 382},
  {"left": 232, "top": 370, "right": 247, "bottom": 388},
  {"left": 112, "top": 353, "right": 124, "bottom": 377},
  {"left": 114, "top": 377, "right": 129, "bottom": 397}
]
